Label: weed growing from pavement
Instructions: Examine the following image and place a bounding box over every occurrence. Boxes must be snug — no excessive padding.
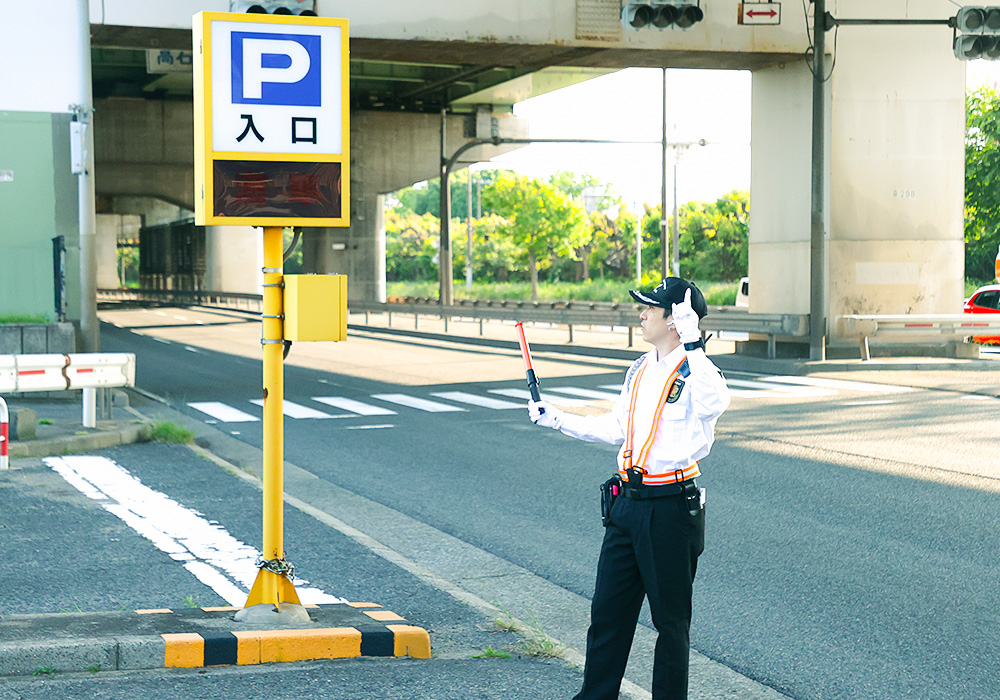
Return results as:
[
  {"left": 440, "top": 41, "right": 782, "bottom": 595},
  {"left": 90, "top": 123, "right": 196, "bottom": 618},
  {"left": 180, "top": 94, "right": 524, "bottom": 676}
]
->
[
  {"left": 183, "top": 595, "right": 199, "bottom": 608},
  {"left": 491, "top": 604, "right": 563, "bottom": 659},
  {"left": 86, "top": 665, "right": 101, "bottom": 674},
  {"left": 32, "top": 667, "right": 55, "bottom": 677},
  {"left": 473, "top": 647, "right": 512, "bottom": 659},
  {"left": 151, "top": 421, "right": 194, "bottom": 444},
  {"left": 38, "top": 418, "right": 53, "bottom": 425}
]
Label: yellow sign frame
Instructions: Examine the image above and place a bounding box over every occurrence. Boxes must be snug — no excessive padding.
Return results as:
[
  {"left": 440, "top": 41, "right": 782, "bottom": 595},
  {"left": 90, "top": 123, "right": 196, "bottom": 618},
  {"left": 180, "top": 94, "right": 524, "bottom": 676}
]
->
[{"left": 193, "top": 11, "right": 350, "bottom": 227}]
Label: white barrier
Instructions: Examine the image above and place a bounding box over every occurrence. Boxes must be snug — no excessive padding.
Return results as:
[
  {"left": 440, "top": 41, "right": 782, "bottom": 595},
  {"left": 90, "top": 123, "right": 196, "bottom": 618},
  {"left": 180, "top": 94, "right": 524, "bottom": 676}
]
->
[
  {"left": 0, "top": 396, "right": 8, "bottom": 470},
  {"left": 0, "top": 353, "right": 136, "bottom": 428},
  {"left": 839, "top": 314, "right": 1000, "bottom": 360}
]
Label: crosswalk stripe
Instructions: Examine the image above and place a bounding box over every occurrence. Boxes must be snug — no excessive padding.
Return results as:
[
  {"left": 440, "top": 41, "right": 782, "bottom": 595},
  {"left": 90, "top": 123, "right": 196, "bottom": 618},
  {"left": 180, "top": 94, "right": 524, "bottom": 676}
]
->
[
  {"left": 249, "top": 399, "right": 334, "bottom": 419},
  {"left": 188, "top": 402, "right": 260, "bottom": 423},
  {"left": 312, "top": 396, "right": 396, "bottom": 416},
  {"left": 726, "top": 379, "right": 836, "bottom": 397},
  {"left": 489, "top": 388, "right": 590, "bottom": 406},
  {"left": 759, "top": 375, "right": 913, "bottom": 393},
  {"left": 547, "top": 387, "right": 621, "bottom": 401},
  {"left": 431, "top": 391, "right": 523, "bottom": 409},
  {"left": 371, "top": 393, "right": 466, "bottom": 412},
  {"left": 601, "top": 384, "right": 624, "bottom": 392}
]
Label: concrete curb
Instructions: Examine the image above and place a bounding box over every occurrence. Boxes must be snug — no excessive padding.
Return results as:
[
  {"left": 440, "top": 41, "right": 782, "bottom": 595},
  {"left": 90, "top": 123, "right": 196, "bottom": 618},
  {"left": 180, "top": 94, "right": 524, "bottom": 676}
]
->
[
  {"left": 0, "top": 604, "right": 430, "bottom": 677},
  {"left": 7, "top": 423, "right": 152, "bottom": 460}
]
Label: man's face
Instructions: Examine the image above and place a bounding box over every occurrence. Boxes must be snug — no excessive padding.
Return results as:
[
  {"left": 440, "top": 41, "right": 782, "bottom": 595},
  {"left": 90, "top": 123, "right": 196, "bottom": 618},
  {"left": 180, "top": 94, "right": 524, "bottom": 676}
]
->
[{"left": 639, "top": 305, "right": 677, "bottom": 346}]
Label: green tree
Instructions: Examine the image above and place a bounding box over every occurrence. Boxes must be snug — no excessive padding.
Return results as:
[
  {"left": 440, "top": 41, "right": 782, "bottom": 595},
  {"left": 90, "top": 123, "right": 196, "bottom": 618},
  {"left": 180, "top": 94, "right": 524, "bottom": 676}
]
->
[
  {"left": 394, "top": 169, "right": 509, "bottom": 221},
  {"left": 482, "top": 173, "right": 590, "bottom": 300},
  {"left": 966, "top": 86, "right": 1000, "bottom": 281},
  {"left": 385, "top": 210, "right": 440, "bottom": 282},
  {"left": 676, "top": 190, "right": 749, "bottom": 281}
]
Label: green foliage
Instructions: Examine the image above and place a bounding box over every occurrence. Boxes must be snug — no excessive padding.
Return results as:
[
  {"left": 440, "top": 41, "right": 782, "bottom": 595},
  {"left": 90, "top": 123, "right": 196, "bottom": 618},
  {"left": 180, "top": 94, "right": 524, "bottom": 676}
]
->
[
  {"left": 678, "top": 191, "right": 749, "bottom": 281},
  {"left": 385, "top": 210, "right": 440, "bottom": 282},
  {"left": 150, "top": 421, "right": 194, "bottom": 444},
  {"left": 966, "top": 86, "right": 1000, "bottom": 281},
  {"left": 393, "top": 169, "right": 509, "bottom": 220},
  {"left": 0, "top": 314, "right": 51, "bottom": 324},
  {"left": 283, "top": 227, "right": 304, "bottom": 274},
  {"left": 473, "top": 647, "right": 512, "bottom": 659},
  {"left": 482, "top": 173, "right": 590, "bottom": 299}
]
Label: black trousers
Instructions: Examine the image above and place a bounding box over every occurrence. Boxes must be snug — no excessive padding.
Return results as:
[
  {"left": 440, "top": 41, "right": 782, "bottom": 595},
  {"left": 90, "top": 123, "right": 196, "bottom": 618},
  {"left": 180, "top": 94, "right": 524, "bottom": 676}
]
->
[{"left": 573, "top": 492, "right": 705, "bottom": 700}]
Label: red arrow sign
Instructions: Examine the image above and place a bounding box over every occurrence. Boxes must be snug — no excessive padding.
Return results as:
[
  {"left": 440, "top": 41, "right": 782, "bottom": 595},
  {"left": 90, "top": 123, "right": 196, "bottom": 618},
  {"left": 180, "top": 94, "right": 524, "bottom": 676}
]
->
[{"left": 747, "top": 9, "right": 777, "bottom": 17}]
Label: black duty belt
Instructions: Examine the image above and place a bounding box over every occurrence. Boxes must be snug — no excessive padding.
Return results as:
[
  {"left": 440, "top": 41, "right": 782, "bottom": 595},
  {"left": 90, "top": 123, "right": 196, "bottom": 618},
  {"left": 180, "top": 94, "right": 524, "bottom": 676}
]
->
[{"left": 621, "top": 478, "right": 696, "bottom": 500}]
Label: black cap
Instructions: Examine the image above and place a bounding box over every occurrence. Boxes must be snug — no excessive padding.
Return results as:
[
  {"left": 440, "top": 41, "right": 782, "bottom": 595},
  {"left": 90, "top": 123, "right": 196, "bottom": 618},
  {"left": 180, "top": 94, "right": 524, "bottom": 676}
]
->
[{"left": 629, "top": 278, "right": 708, "bottom": 319}]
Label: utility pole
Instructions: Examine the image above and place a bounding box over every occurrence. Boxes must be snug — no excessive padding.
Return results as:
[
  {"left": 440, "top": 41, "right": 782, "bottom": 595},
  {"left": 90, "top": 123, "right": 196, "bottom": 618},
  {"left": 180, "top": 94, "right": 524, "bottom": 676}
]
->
[
  {"left": 660, "top": 69, "right": 669, "bottom": 280},
  {"left": 73, "top": 0, "right": 98, "bottom": 353},
  {"left": 466, "top": 170, "right": 473, "bottom": 289},
  {"left": 809, "top": 0, "right": 827, "bottom": 361}
]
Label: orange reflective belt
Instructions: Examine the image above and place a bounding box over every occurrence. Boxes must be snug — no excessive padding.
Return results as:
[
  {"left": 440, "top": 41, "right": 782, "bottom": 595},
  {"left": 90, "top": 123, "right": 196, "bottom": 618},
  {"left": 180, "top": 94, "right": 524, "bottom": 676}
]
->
[{"left": 622, "top": 356, "right": 697, "bottom": 484}]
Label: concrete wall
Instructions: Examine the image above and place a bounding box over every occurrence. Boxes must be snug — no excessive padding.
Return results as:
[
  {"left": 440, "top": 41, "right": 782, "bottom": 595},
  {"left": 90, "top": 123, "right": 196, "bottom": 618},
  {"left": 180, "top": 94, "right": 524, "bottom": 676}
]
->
[
  {"left": 203, "top": 226, "right": 262, "bottom": 294},
  {"left": 92, "top": 0, "right": 808, "bottom": 56}
]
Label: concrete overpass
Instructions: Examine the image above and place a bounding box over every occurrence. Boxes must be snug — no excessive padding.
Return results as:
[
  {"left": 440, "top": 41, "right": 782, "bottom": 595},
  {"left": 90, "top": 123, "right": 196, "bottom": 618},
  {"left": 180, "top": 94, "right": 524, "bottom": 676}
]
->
[{"left": 0, "top": 0, "right": 968, "bottom": 356}]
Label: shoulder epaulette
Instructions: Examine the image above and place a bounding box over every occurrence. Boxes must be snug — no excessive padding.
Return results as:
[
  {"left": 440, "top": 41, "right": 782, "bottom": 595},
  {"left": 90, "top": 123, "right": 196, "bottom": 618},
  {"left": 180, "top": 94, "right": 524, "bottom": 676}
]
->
[{"left": 678, "top": 358, "right": 691, "bottom": 378}]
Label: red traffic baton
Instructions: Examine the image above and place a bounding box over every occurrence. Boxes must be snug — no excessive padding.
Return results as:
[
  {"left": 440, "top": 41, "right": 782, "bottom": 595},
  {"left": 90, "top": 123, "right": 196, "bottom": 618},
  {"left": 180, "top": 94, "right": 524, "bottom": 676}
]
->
[{"left": 515, "top": 322, "right": 543, "bottom": 409}]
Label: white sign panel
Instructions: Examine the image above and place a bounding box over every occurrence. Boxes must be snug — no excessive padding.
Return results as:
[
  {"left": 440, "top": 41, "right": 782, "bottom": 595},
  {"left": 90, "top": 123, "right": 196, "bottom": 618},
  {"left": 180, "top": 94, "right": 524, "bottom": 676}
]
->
[
  {"left": 739, "top": 3, "right": 781, "bottom": 25},
  {"left": 210, "top": 20, "right": 344, "bottom": 156}
]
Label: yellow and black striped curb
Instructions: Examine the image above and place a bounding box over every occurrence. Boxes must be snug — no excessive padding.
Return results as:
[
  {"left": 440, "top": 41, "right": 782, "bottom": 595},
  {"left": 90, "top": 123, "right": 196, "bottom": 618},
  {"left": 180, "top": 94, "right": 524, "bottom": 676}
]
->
[
  {"left": 0, "top": 601, "right": 430, "bottom": 677},
  {"left": 145, "top": 602, "right": 430, "bottom": 668}
]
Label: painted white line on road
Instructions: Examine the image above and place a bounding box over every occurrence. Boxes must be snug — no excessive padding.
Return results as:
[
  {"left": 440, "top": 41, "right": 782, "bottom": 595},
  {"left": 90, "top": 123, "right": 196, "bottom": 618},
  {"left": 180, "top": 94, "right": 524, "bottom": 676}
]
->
[
  {"left": 726, "top": 378, "right": 836, "bottom": 397},
  {"left": 174, "top": 315, "right": 188, "bottom": 321},
  {"left": 760, "top": 375, "right": 913, "bottom": 393},
  {"left": 547, "top": 386, "right": 621, "bottom": 401},
  {"left": 601, "top": 384, "right": 625, "bottom": 392},
  {"left": 489, "top": 388, "right": 590, "bottom": 406},
  {"left": 962, "top": 394, "right": 992, "bottom": 400},
  {"left": 431, "top": 391, "right": 522, "bottom": 409},
  {"left": 372, "top": 394, "right": 466, "bottom": 412},
  {"left": 840, "top": 400, "right": 896, "bottom": 406},
  {"left": 153, "top": 338, "right": 171, "bottom": 345},
  {"left": 345, "top": 424, "right": 394, "bottom": 430},
  {"left": 188, "top": 401, "right": 260, "bottom": 423},
  {"left": 185, "top": 346, "right": 200, "bottom": 353},
  {"left": 250, "top": 399, "right": 334, "bottom": 419},
  {"left": 312, "top": 396, "right": 396, "bottom": 416},
  {"left": 43, "top": 456, "right": 345, "bottom": 606}
]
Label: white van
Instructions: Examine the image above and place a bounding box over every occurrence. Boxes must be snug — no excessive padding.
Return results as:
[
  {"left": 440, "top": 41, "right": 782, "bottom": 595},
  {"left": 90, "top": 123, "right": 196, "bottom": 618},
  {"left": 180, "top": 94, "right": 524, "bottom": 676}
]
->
[{"left": 735, "top": 277, "right": 749, "bottom": 308}]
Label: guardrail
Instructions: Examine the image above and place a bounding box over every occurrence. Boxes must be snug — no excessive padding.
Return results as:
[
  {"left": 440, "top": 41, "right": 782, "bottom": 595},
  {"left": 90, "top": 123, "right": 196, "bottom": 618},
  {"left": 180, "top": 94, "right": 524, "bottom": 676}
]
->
[
  {"left": 0, "top": 353, "right": 136, "bottom": 428},
  {"left": 839, "top": 314, "right": 1000, "bottom": 360},
  {"left": 97, "top": 288, "right": 809, "bottom": 358}
]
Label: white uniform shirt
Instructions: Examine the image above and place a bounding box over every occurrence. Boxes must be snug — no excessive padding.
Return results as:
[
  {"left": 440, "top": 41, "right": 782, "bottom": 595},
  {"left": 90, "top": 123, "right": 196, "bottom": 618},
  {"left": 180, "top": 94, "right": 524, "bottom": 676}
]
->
[{"left": 557, "top": 345, "right": 730, "bottom": 483}]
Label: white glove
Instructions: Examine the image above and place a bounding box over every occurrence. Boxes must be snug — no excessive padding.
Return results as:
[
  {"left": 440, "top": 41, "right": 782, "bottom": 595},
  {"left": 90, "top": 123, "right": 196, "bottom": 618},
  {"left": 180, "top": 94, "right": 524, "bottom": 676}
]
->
[
  {"left": 671, "top": 288, "right": 702, "bottom": 344},
  {"left": 528, "top": 400, "right": 564, "bottom": 430}
]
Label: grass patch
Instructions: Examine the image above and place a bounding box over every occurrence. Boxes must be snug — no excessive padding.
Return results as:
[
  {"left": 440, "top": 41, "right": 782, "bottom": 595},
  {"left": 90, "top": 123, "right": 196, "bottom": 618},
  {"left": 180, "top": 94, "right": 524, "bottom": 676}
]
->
[
  {"left": 473, "top": 646, "right": 512, "bottom": 659},
  {"left": 150, "top": 421, "right": 194, "bottom": 444},
  {"left": 491, "top": 605, "right": 563, "bottom": 659},
  {"left": 38, "top": 418, "right": 53, "bottom": 426},
  {"left": 182, "top": 595, "right": 199, "bottom": 609},
  {"left": 32, "top": 667, "right": 55, "bottom": 677},
  {"left": 387, "top": 279, "right": 739, "bottom": 306},
  {"left": 86, "top": 664, "right": 101, "bottom": 674},
  {"left": 0, "top": 314, "right": 50, "bottom": 324}
]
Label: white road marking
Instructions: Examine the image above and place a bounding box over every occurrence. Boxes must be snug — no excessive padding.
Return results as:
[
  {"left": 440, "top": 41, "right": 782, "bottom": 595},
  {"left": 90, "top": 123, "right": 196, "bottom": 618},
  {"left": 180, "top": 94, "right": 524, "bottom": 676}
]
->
[
  {"left": 961, "top": 394, "right": 992, "bottom": 400},
  {"left": 153, "top": 338, "right": 171, "bottom": 345},
  {"left": 840, "top": 400, "right": 896, "bottom": 406},
  {"left": 312, "top": 396, "right": 396, "bottom": 416},
  {"left": 489, "top": 388, "right": 590, "bottom": 406},
  {"left": 43, "top": 456, "right": 344, "bottom": 605},
  {"left": 185, "top": 346, "right": 199, "bottom": 353},
  {"left": 345, "top": 424, "right": 395, "bottom": 430},
  {"left": 249, "top": 399, "right": 334, "bottom": 419},
  {"left": 188, "top": 402, "right": 260, "bottom": 423},
  {"left": 601, "top": 384, "right": 625, "bottom": 392},
  {"left": 431, "top": 391, "right": 523, "bottom": 409},
  {"left": 547, "top": 387, "right": 621, "bottom": 401},
  {"left": 372, "top": 393, "right": 466, "bottom": 412},
  {"left": 726, "top": 379, "right": 836, "bottom": 397},
  {"left": 760, "top": 376, "right": 913, "bottom": 393}
]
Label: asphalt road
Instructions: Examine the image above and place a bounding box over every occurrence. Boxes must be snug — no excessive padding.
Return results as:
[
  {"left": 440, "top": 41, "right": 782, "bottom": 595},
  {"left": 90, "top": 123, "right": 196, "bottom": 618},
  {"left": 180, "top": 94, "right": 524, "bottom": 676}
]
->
[{"left": 86, "top": 308, "right": 1000, "bottom": 700}]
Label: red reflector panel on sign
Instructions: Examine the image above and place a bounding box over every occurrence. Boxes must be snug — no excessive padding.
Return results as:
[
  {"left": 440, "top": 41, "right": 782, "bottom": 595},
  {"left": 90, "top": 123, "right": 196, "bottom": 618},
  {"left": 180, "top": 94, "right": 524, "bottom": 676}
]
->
[{"left": 213, "top": 160, "right": 342, "bottom": 219}]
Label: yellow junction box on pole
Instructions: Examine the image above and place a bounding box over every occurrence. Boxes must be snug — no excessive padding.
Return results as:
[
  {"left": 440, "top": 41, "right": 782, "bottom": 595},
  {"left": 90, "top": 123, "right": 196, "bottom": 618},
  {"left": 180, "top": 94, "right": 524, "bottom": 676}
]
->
[{"left": 283, "top": 274, "right": 348, "bottom": 342}]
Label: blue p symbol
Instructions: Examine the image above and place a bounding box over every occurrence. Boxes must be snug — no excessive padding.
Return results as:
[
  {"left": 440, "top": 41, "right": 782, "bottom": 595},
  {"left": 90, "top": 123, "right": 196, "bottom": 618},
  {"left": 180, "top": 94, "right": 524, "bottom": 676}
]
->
[{"left": 232, "top": 31, "right": 321, "bottom": 107}]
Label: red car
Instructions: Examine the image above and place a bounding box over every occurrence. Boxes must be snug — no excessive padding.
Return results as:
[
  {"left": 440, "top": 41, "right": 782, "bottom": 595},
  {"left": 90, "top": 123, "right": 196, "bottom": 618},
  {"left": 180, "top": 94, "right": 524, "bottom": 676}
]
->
[{"left": 964, "top": 284, "right": 1000, "bottom": 344}]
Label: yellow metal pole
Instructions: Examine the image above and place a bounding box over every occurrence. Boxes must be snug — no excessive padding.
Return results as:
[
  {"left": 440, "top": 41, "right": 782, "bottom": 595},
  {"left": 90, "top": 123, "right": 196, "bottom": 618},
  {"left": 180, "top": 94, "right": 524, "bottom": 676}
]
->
[{"left": 244, "top": 226, "right": 300, "bottom": 609}]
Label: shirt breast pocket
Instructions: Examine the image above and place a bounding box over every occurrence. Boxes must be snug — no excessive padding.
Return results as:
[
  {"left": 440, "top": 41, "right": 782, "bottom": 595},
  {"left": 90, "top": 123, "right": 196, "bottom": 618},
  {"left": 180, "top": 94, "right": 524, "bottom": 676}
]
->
[{"left": 657, "top": 402, "right": 686, "bottom": 422}]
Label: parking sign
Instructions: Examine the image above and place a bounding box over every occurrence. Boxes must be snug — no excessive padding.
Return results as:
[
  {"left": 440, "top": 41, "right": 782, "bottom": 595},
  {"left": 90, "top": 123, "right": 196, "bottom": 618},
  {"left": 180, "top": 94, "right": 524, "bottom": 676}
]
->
[{"left": 193, "top": 12, "right": 349, "bottom": 226}]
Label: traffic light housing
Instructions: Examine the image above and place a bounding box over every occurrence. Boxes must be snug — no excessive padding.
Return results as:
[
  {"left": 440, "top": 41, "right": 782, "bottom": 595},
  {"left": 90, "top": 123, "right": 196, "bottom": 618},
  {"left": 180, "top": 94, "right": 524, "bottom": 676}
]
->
[
  {"left": 954, "top": 6, "right": 1000, "bottom": 59},
  {"left": 621, "top": 2, "right": 703, "bottom": 31},
  {"left": 229, "top": 0, "right": 317, "bottom": 15}
]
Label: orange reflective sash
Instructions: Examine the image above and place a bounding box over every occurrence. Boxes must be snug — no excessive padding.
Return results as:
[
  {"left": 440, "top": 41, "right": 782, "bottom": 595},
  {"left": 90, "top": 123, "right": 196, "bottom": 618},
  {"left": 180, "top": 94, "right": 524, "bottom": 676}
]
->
[{"left": 622, "top": 356, "right": 697, "bottom": 484}]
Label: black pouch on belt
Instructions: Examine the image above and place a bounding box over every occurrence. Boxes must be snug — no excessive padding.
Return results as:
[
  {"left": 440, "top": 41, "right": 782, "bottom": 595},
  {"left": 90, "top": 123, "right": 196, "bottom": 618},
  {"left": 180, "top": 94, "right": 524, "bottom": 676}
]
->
[{"left": 600, "top": 475, "right": 622, "bottom": 527}]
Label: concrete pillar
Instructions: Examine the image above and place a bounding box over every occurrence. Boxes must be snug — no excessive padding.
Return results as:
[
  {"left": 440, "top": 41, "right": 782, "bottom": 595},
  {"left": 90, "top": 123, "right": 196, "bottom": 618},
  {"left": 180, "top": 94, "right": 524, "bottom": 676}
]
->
[
  {"left": 750, "top": 4, "right": 966, "bottom": 355},
  {"left": 204, "top": 226, "right": 262, "bottom": 294}
]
